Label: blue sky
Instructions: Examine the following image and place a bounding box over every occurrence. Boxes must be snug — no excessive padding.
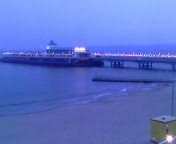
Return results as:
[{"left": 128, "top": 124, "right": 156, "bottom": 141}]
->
[{"left": 0, "top": 0, "right": 176, "bottom": 50}]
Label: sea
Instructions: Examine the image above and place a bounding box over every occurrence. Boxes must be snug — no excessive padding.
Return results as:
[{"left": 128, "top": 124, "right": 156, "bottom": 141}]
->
[{"left": 1, "top": 49, "right": 176, "bottom": 117}]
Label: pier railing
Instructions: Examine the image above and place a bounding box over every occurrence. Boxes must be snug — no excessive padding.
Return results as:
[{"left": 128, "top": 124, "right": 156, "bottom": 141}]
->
[
  {"left": 90, "top": 53, "right": 176, "bottom": 70},
  {"left": 3, "top": 51, "right": 176, "bottom": 70}
]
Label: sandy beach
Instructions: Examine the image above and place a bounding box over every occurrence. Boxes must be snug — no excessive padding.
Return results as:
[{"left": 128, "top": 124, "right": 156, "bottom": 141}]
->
[{"left": 0, "top": 83, "right": 173, "bottom": 144}]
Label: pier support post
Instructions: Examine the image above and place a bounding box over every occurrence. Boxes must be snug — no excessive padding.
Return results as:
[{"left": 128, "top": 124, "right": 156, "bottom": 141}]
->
[
  {"left": 138, "top": 62, "right": 153, "bottom": 69},
  {"left": 148, "top": 62, "right": 153, "bottom": 69},
  {"left": 111, "top": 61, "right": 124, "bottom": 68},
  {"left": 172, "top": 64, "right": 176, "bottom": 71}
]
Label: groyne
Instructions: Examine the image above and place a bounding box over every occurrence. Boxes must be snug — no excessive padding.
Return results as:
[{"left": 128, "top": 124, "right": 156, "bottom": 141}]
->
[{"left": 92, "top": 76, "right": 173, "bottom": 83}]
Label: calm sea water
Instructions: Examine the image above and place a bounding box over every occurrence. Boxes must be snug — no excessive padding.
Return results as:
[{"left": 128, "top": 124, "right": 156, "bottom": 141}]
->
[{"left": 0, "top": 60, "right": 176, "bottom": 116}]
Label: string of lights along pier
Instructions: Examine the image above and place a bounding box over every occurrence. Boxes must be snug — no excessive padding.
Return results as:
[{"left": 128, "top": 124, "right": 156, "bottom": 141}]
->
[{"left": 2, "top": 40, "right": 176, "bottom": 71}]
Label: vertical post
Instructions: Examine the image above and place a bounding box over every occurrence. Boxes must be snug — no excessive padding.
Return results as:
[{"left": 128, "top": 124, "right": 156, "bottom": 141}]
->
[
  {"left": 151, "top": 62, "right": 153, "bottom": 69},
  {"left": 172, "top": 81, "right": 175, "bottom": 116}
]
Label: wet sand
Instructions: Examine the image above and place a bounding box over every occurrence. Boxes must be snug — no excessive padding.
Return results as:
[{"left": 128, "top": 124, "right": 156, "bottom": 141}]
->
[{"left": 0, "top": 83, "right": 173, "bottom": 144}]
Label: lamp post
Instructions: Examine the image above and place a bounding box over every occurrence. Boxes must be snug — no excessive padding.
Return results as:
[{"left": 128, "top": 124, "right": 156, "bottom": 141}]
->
[
  {"left": 172, "top": 81, "right": 176, "bottom": 116},
  {"left": 172, "top": 82, "right": 174, "bottom": 116}
]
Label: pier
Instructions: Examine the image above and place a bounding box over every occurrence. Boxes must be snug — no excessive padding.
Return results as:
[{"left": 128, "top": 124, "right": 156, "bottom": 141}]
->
[
  {"left": 91, "top": 53, "right": 176, "bottom": 71},
  {"left": 2, "top": 50, "right": 176, "bottom": 71}
]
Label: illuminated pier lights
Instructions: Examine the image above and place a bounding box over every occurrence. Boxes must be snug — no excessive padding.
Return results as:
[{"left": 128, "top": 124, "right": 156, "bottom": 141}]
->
[{"left": 100, "top": 52, "right": 176, "bottom": 71}]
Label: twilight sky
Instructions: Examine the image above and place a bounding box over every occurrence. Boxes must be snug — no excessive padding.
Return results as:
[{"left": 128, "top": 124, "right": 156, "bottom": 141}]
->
[{"left": 0, "top": 0, "right": 176, "bottom": 50}]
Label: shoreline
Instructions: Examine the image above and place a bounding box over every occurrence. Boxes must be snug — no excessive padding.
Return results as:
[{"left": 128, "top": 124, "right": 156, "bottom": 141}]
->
[
  {"left": 0, "top": 83, "right": 173, "bottom": 144},
  {"left": 0, "top": 82, "right": 169, "bottom": 117}
]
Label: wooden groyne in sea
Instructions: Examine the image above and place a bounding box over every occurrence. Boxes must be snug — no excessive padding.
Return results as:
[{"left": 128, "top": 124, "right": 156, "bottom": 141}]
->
[{"left": 92, "top": 76, "right": 173, "bottom": 83}]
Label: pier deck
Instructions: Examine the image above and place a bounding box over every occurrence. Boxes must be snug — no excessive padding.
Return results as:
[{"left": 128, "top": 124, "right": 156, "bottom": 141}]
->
[{"left": 91, "top": 53, "right": 176, "bottom": 71}]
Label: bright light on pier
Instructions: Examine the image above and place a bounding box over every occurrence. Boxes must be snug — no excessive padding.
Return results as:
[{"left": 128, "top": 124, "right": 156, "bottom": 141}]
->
[{"left": 74, "top": 47, "right": 87, "bottom": 53}]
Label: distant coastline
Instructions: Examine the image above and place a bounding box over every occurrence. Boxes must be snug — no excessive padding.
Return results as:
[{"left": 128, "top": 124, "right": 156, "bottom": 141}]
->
[
  {"left": 89, "top": 44, "right": 176, "bottom": 53},
  {"left": 1, "top": 44, "right": 176, "bottom": 54}
]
